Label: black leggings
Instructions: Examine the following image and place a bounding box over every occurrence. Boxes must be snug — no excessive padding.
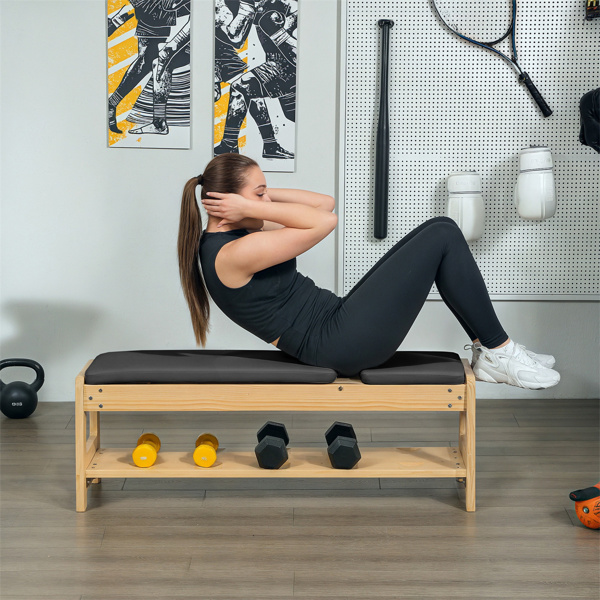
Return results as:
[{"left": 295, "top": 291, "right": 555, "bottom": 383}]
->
[{"left": 311, "top": 217, "right": 508, "bottom": 376}]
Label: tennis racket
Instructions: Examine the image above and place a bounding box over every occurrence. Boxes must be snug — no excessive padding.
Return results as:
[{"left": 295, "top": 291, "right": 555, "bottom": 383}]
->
[{"left": 431, "top": 0, "right": 552, "bottom": 117}]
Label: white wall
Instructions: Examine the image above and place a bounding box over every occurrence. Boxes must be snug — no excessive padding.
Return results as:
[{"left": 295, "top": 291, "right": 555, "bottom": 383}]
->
[{"left": 1, "top": 0, "right": 598, "bottom": 402}]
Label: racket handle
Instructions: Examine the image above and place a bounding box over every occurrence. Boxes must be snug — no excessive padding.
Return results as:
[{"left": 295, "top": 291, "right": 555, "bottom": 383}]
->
[{"left": 519, "top": 72, "right": 552, "bottom": 118}]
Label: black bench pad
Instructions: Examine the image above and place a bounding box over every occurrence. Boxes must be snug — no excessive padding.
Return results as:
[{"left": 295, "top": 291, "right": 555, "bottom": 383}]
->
[
  {"left": 85, "top": 350, "right": 338, "bottom": 385},
  {"left": 85, "top": 350, "right": 465, "bottom": 386},
  {"left": 360, "top": 351, "right": 465, "bottom": 385}
]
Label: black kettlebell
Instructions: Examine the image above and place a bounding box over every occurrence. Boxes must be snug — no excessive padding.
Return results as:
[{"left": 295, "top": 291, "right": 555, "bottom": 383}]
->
[{"left": 0, "top": 359, "right": 45, "bottom": 419}]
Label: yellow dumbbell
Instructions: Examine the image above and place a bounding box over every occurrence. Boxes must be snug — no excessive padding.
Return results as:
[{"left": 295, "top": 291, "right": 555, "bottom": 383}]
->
[
  {"left": 193, "top": 433, "right": 219, "bottom": 467},
  {"left": 132, "top": 433, "right": 161, "bottom": 468}
]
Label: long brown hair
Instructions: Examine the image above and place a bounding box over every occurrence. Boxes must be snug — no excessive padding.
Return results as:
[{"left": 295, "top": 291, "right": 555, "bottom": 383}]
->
[{"left": 177, "top": 154, "right": 259, "bottom": 346}]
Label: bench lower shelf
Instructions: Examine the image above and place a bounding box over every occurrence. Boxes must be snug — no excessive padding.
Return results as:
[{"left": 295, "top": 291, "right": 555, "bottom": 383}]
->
[{"left": 87, "top": 446, "right": 466, "bottom": 479}]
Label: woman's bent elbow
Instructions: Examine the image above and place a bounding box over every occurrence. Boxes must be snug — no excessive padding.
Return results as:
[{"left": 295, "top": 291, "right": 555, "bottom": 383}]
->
[
  {"left": 326, "top": 211, "right": 338, "bottom": 232},
  {"left": 323, "top": 195, "right": 336, "bottom": 212}
]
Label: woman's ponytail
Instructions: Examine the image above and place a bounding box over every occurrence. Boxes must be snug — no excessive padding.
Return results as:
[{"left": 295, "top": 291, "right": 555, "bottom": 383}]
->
[
  {"left": 177, "top": 177, "right": 210, "bottom": 346},
  {"left": 178, "top": 154, "right": 258, "bottom": 345}
]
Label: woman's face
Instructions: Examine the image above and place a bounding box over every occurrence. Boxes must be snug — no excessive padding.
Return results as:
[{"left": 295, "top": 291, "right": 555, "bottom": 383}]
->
[
  {"left": 240, "top": 165, "right": 268, "bottom": 202},
  {"left": 237, "top": 165, "right": 269, "bottom": 230}
]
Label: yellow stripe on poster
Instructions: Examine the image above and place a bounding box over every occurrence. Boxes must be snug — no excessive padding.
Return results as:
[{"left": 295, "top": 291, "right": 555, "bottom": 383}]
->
[
  {"left": 214, "top": 37, "right": 248, "bottom": 147},
  {"left": 107, "top": 2, "right": 141, "bottom": 146},
  {"left": 107, "top": 0, "right": 125, "bottom": 13},
  {"left": 214, "top": 90, "right": 229, "bottom": 144},
  {"left": 108, "top": 36, "right": 138, "bottom": 69},
  {"left": 108, "top": 65, "right": 129, "bottom": 96}
]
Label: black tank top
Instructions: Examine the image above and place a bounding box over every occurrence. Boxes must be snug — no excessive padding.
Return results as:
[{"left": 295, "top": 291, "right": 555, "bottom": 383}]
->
[{"left": 199, "top": 229, "right": 341, "bottom": 349}]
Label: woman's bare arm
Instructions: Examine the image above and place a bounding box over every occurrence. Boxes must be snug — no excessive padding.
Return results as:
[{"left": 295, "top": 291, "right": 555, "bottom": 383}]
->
[
  {"left": 261, "top": 189, "right": 335, "bottom": 231},
  {"left": 267, "top": 189, "right": 335, "bottom": 211}
]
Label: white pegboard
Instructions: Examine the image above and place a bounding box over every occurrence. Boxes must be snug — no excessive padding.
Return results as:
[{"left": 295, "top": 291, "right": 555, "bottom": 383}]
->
[{"left": 339, "top": 0, "right": 600, "bottom": 299}]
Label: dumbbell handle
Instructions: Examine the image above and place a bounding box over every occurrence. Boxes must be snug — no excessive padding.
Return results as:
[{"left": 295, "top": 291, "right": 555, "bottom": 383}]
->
[
  {"left": 137, "top": 441, "right": 159, "bottom": 451},
  {"left": 196, "top": 440, "right": 217, "bottom": 449}
]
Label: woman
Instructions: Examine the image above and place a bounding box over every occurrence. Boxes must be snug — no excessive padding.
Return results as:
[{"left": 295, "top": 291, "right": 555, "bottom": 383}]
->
[{"left": 178, "top": 154, "right": 560, "bottom": 389}]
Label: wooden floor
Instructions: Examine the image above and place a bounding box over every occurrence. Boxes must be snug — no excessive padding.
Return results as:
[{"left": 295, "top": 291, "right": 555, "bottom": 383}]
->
[{"left": 1, "top": 399, "right": 599, "bottom": 599}]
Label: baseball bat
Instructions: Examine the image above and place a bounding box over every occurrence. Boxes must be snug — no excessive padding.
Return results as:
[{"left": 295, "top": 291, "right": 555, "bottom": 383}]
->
[{"left": 374, "top": 19, "right": 394, "bottom": 240}]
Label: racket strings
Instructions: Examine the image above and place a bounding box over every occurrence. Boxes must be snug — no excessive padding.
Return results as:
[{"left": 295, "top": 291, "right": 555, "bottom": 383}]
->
[{"left": 433, "top": 0, "right": 513, "bottom": 46}]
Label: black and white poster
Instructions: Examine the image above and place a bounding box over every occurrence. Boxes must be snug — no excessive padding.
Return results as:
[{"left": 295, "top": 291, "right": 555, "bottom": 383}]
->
[
  {"left": 107, "top": 0, "right": 191, "bottom": 149},
  {"left": 214, "top": 0, "right": 298, "bottom": 171}
]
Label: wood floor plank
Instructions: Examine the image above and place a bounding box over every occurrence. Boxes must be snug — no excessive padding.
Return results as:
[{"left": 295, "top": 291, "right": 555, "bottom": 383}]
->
[
  {"left": 475, "top": 440, "right": 599, "bottom": 456},
  {"left": 0, "top": 443, "right": 76, "bottom": 461},
  {"left": 293, "top": 571, "right": 598, "bottom": 598},
  {"left": 371, "top": 427, "right": 457, "bottom": 442},
  {"left": 474, "top": 471, "right": 600, "bottom": 487},
  {"left": 473, "top": 486, "right": 594, "bottom": 508},
  {"left": 185, "top": 529, "right": 598, "bottom": 563},
  {"left": 514, "top": 417, "right": 599, "bottom": 428},
  {"left": 188, "top": 550, "right": 596, "bottom": 584},
  {"left": 80, "top": 597, "right": 386, "bottom": 600},
  {"left": 1, "top": 526, "right": 105, "bottom": 549},
  {"left": 5, "top": 506, "right": 292, "bottom": 529},
  {"left": 0, "top": 569, "right": 293, "bottom": 598},
  {"left": 291, "top": 505, "right": 573, "bottom": 528},
  {"left": 0, "top": 596, "right": 81, "bottom": 600},
  {"left": 475, "top": 454, "right": 599, "bottom": 472},
  {"left": 80, "top": 597, "right": 382, "bottom": 600},
  {"left": 473, "top": 426, "right": 599, "bottom": 441},
  {"left": 512, "top": 403, "right": 599, "bottom": 417},
  {"left": 202, "top": 488, "right": 461, "bottom": 507},
  {"left": 0, "top": 429, "right": 77, "bottom": 444},
  {"left": 0, "top": 547, "right": 190, "bottom": 572}
]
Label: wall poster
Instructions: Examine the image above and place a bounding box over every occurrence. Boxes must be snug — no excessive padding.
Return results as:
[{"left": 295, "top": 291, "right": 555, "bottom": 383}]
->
[
  {"left": 214, "top": 0, "right": 298, "bottom": 172},
  {"left": 107, "top": 0, "right": 191, "bottom": 149}
]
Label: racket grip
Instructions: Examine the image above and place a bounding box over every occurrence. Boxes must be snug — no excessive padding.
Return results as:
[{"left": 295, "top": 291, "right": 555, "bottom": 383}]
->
[{"left": 519, "top": 72, "right": 552, "bottom": 118}]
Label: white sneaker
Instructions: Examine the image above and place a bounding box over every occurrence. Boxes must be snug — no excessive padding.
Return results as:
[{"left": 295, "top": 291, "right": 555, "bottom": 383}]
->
[
  {"left": 468, "top": 342, "right": 560, "bottom": 390},
  {"left": 466, "top": 341, "right": 555, "bottom": 369},
  {"left": 514, "top": 343, "right": 556, "bottom": 369}
]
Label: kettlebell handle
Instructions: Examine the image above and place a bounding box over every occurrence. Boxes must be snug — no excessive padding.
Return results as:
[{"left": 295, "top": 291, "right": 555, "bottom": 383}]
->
[{"left": 0, "top": 359, "right": 45, "bottom": 392}]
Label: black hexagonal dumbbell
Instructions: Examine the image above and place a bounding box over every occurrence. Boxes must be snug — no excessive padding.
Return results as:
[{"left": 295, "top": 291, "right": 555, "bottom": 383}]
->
[
  {"left": 255, "top": 421, "right": 289, "bottom": 469},
  {"left": 325, "top": 421, "right": 361, "bottom": 469}
]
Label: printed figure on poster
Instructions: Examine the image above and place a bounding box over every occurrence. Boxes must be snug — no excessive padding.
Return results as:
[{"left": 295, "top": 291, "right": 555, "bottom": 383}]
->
[
  {"left": 107, "top": 0, "right": 191, "bottom": 149},
  {"left": 214, "top": 0, "right": 298, "bottom": 172}
]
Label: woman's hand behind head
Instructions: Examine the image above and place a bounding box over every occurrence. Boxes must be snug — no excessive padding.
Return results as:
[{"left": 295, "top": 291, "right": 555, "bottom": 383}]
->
[{"left": 203, "top": 191, "right": 263, "bottom": 229}]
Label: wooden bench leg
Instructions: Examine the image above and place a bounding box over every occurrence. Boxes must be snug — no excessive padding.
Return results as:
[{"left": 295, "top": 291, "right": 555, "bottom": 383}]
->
[
  {"left": 460, "top": 410, "right": 476, "bottom": 512},
  {"left": 75, "top": 393, "right": 88, "bottom": 512},
  {"left": 75, "top": 373, "right": 102, "bottom": 511},
  {"left": 459, "top": 380, "right": 476, "bottom": 511}
]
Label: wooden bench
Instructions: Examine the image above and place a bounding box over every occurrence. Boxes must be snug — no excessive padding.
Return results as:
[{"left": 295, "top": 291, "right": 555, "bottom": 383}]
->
[{"left": 75, "top": 350, "right": 476, "bottom": 512}]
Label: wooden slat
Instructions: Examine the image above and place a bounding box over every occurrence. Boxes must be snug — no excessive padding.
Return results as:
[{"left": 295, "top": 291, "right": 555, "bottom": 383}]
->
[
  {"left": 75, "top": 363, "right": 92, "bottom": 512},
  {"left": 460, "top": 358, "right": 476, "bottom": 512},
  {"left": 83, "top": 382, "right": 466, "bottom": 412},
  {"left": 86, "top": 446, "right": 466, "bottom": 479}
]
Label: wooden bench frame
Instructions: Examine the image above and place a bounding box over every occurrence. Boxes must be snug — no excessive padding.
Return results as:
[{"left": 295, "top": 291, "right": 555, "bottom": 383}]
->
[{"left": 75, "top": 359, "right": 476, "bottom": 512}]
